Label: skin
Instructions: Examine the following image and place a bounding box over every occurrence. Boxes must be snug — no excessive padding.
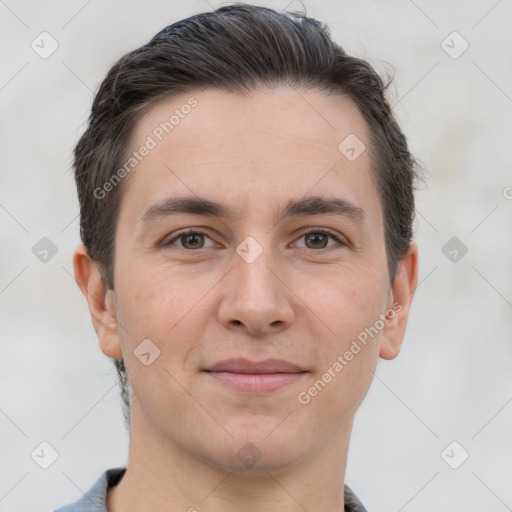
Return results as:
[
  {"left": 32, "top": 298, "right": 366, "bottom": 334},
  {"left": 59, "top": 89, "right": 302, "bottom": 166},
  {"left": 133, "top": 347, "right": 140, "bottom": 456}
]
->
[{"left": 74, "top": 87, "right": 418, "bottom": 512}]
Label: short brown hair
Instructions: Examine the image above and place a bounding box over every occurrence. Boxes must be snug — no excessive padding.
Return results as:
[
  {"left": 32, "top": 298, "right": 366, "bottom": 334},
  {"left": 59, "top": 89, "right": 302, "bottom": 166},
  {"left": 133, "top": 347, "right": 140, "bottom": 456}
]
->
[{"left": 74, "top": 3, "right": 419, "bottom": 426}]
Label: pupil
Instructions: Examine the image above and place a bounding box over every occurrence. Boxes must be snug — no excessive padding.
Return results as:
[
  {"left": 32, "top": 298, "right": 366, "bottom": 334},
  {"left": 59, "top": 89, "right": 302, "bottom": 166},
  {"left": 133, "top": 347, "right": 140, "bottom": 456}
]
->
[
  {"left": 183, "top": 234, "right": 203, "bottom": 249},
  {"left": 306, "top": 233, "right": 327, "bottom": 248}
]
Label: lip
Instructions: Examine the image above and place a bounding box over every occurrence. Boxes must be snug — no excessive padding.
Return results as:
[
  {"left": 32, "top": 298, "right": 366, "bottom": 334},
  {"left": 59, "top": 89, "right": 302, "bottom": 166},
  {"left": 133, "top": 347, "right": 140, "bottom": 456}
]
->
[
  {"left": 205, "top": 358, "right": 305, "bottom": 373},
  {"left": 203, "top": 358, "right": 308, "bottom": 393}
]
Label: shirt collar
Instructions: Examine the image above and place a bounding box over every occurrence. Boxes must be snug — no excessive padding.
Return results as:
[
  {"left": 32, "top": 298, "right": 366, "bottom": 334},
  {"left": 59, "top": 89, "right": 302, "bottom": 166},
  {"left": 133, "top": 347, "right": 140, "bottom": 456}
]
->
[{"left": 56, "top": 467, "right": 367, "bottom": 512}]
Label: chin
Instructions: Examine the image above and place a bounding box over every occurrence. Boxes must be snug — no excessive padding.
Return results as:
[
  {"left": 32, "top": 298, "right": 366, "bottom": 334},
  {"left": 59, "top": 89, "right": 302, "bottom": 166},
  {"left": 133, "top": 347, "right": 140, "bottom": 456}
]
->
[
  {"left": 207, "top": 444, "right": 303, "bottom": 475},
  {"left": 203, "top": 417, "right": 306, "bottom": 472}
]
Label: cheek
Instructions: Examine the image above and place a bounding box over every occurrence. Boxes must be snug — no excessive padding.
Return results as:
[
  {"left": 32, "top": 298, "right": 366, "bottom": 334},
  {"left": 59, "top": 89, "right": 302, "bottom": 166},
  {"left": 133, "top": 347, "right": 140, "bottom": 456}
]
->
[
  {"left": 303, "top": 267, "right": 386, "bottom": 402},
  {"left": 112, "top": 263, "right": 208, "bottom": 414},
  {"left": 115, "top": 259, "right": 203, "bottom": 338},
  {"left": 309, "top": 265, "right": 388, "bottom": 342},
  {"left": 113, "top": 258, "right": 223, "bottom": 383}
]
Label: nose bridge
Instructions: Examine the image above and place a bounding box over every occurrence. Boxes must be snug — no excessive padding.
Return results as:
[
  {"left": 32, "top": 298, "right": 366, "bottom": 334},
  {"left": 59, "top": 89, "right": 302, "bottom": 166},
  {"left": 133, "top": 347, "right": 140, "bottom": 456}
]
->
[
  {"left": 217, "top": 234, "right": 294, "bottom": 333},
  {"left": 235, "top": 234, "right": 282, "bottom": 305}
]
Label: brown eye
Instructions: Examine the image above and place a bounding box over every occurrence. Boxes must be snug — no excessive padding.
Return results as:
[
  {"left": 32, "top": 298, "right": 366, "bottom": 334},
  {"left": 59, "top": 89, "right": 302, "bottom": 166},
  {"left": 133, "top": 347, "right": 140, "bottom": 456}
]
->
[
  {"left": 165, "top": 230, "right": 215, "bottom": 250},
  {"left": 304, "top": 232, "right": 329, "bottom": 249},
  {"left": 295, "top": 230, "right": 343, "bottom": 250},
  {"left": 180, "top": 233, "right": 204, "bottom": 249}
]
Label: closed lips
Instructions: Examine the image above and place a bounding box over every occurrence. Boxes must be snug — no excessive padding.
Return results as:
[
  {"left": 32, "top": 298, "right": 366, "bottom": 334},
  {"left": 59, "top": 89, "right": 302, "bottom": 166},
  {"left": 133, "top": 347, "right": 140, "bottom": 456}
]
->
[{"left": 204, "top": 358, "right": 307, "bottom": 374}]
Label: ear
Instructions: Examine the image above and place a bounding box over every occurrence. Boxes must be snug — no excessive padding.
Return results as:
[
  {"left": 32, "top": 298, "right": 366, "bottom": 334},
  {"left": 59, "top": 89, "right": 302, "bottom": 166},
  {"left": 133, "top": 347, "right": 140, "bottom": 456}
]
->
[
  {"left": 379, "top": 242, "right": 419, "bottom": 360},
  {"left": 73, "top": 244, "right": 122, "bottom": 359}
]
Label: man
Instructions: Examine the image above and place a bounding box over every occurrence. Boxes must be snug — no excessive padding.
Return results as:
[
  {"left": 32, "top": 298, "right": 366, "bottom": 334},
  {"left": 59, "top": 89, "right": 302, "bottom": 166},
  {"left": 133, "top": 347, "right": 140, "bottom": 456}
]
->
[{"left": 56, "top": 3, "right": 418, "bottom": 511}]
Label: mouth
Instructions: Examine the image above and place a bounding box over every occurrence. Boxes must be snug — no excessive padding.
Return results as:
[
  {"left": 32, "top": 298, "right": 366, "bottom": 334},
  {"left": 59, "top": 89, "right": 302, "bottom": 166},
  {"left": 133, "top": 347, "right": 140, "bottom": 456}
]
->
[{"left": 202, "top": 358, "right": 308, "bottom": 393}]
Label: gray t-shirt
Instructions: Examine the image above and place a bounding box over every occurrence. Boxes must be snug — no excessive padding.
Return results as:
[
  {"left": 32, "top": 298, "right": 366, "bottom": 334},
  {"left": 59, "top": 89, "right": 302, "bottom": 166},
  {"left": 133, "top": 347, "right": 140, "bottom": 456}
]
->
[{"left": 54, "top": 467, "right": 367, "bottom": 511}]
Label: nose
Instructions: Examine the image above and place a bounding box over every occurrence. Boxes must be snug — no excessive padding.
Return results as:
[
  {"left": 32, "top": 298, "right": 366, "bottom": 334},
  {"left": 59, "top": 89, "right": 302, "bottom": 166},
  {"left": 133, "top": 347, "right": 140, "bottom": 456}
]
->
[{"left": 217, "top": 243, "right": 295, "bottom": 335}]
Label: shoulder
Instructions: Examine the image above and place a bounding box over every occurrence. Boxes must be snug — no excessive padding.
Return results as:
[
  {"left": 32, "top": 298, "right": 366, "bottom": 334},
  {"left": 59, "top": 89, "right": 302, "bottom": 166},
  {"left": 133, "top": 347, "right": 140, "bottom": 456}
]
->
[{"left": 53, "top": 467, "right": 126, "bottom": 512}]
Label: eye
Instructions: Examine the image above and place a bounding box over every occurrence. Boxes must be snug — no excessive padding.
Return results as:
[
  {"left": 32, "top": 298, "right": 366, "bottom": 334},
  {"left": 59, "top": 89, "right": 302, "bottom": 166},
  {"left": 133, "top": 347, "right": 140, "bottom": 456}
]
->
[
  {"left": 164, "top": 230, "right": 216, "bottom": 250},
  {"left": 294, "top": 229, "right": 344, "bottom": 250},
  {"left": 163, "top": 228, "right": 345, "bottom": 251}
]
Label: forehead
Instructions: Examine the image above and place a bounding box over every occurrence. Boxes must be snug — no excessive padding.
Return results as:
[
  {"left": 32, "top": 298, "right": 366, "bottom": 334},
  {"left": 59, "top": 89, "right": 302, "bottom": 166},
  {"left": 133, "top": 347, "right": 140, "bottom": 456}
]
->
[
  {"left": 119, "top": 86, "right": 381, "bottom": 227},
  {"left": 134, "top": 87, "right": 369, "bottom": 158}
]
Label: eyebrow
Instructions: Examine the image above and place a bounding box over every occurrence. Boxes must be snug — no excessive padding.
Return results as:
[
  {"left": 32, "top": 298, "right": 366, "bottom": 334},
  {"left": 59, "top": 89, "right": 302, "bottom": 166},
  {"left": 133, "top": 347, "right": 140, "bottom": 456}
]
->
[{"left": 139, "top": 195, "right": 366, "bottom": 226}]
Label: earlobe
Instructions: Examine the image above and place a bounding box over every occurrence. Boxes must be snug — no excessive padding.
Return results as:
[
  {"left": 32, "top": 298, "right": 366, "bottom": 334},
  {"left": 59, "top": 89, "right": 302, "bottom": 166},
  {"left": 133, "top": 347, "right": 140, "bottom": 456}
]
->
[
  {"left": 73, "top": 244, "right": 123, "bottom": 359},
  {"left": 379, "top": 242, "right": 419, "bottom": 360}
]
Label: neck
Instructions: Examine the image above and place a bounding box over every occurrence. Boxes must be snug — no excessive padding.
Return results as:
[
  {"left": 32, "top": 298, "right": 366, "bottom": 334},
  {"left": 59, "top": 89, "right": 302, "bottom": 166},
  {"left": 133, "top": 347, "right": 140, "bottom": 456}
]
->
[{"left": 107, "top": 408, "right": 353, "bottom": 512}]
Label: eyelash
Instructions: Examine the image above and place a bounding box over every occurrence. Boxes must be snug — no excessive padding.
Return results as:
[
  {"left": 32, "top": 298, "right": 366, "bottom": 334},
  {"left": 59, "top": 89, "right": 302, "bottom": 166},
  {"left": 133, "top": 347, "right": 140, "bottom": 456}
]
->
[{"left": 164, "top": 228, "right": 346, "bottom": 251}]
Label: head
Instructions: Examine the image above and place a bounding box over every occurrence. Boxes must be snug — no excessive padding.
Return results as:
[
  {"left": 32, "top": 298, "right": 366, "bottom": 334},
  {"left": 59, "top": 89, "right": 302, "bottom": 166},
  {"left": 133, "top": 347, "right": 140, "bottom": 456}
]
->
[{"left": 73, "top": 3, "right": 418, "bottom": 470}]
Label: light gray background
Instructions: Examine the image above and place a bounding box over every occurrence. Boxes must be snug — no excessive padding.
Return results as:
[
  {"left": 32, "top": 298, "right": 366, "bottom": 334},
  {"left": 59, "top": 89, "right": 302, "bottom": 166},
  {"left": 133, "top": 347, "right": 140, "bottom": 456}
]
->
[{"left": 1, "top": 1, "right": 511, "bottom": 510}]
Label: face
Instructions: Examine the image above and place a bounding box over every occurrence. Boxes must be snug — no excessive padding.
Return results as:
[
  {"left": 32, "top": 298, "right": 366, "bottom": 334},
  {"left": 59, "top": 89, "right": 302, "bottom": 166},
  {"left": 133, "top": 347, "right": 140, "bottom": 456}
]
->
[{"left": 86, "top": 87, "right": 416, "bottom": 472}]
